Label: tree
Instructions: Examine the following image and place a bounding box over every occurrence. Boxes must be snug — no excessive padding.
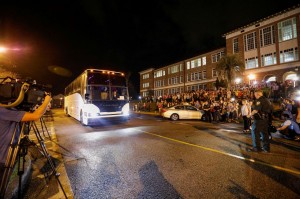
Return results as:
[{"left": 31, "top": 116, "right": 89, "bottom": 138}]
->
[{"left": 216, "top": 54, "right": 244, "bottom": 88}]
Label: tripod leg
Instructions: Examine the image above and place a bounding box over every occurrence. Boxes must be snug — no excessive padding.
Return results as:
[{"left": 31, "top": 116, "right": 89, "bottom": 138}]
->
[
  {"left": 31, "top": 121, "right": 67, "bottom": 199},
  {"left": 39, "top": 117, "right": 47, "bottom": 137},
  {"left": 17, "top": 145, "right": 26, "bottom": 199},
  {"left": 40, "top": 117, "right": 52, "bottom": 139}
]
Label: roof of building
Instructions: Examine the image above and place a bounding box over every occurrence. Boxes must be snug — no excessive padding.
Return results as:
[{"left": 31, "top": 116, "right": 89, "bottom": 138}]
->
[{"left": 223, "top": 4, "right": 300, "bottom": 37}]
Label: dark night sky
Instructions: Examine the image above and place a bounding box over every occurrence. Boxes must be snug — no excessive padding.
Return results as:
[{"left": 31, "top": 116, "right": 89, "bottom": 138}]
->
[{"left": 0, "top": 0, "right": 299, "bottom": 96}]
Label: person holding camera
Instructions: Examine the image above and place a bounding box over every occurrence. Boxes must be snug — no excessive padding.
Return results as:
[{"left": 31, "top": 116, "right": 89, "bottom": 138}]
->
[
  {"left": 0, "top": 94, "right": 51, "bottom": 189},
  {"left": 247, "top": 90, "right": 273, "bottom": 153}
]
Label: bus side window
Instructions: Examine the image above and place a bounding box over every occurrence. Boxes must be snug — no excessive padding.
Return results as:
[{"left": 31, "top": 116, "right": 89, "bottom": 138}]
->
[
  {"left": 112, "top": 89, "right": 118, "bottom": 99},
  {"left": 101, "top": 86, "right": 108, "bottom": 100}
]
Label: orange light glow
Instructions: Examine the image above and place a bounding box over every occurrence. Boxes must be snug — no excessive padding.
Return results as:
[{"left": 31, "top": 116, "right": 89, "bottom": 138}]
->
[{"left": 0, "top": 47, "right": 7, "bottom": 53}]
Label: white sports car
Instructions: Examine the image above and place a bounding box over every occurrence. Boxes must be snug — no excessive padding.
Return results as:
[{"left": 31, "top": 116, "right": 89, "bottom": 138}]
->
[{"left": 161, "top": 105, "right": 204, "bottom": 121}]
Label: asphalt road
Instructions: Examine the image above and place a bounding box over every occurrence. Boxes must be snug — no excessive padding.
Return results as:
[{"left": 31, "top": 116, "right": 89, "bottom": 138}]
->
[{"left": 52, "top": 109, "right": 300, "bottom": 199}]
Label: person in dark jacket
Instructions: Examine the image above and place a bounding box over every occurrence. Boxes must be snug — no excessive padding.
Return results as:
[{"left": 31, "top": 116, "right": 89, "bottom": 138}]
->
[{"left": 247, "top": 90, "right": 273, "bottom": 153}]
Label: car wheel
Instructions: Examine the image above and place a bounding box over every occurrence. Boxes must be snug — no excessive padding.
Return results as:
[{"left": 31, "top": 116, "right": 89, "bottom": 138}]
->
[{"left": 170, "top": 113, "right": 179, "bottom": 121}]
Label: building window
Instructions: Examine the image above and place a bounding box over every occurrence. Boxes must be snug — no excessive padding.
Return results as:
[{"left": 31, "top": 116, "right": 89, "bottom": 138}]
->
[
  {"left": 194, "top": 72, "right": 199, "bottom": 80},
  {"left": 280, "top": 47, "right": 299, "bottom": 63},
  {"left": 191, "top": 73, "right": 195, "bottom": 81},
  {"left": 143, "top": 82, "right": 149, "bottom": 88},
  {"left": 191, "top": 60, "right": 195, "bottom": 68},
  {"left": 245, "top": 57, "right": 258, "bottom": 69},
  {"left": 212, "top": 51, "right": 224, "bottom": 63},
  {"left": 171, "top": 77, "right": 175, "bottom": 84},
  {"left": 278, "top": 17, "right": 297, "bottom": 42},
  {"left": 155, "top": 90, "right": 163, "bottom": 97},
  {"left": 174, "top": 77, "right": 179, "bottom": 84},
  {"left": 244, "top": 32, "right": 257, "bottom": 51},
  {"left": 202, "top": 57, "right": 206, "bottom": 65},
  {"left": 142, "top": 73, "right": 149, "bottom": 79},
  {"left": 154, "top": 70, "right": 164, "bottom": 78},
  {"left": 180, "top": 75, "right": 183, "bottom": 83},
  {"left": 197, "top": 58, "right": 201, "bottom": 66},
  {"left": 202, "top": 71, "right": 206, "bottom": 79},
  {"left": 212, "top": 69, "right": 217, "bottom": 77},
  {"left": 261, "top": 52, "right": 276, "bottom": 66},
  {"left": 180, "top": 64, "right": 183, "bottom": 71},
  {"left": 142, "top": 91, "right": 149, "bottom": 97},
  {"left": 260, "top": 26, "right": 275, "bottom": 47},
  {"left": 187, "top": 74, "right": 190, "bottom": 82},
  {"left": 233, "top": 38, "right": 239, "bottom": 53},
  {"left": 155, "top": 80, "right": 161, "bottom": 88},
  {"left": 198, "top": 72, "right": 202, "bottom": 80},
  {"left": 170, "top": 65, "right": 179, "bottom": 73},
  {"left": 180, "top": 87, "right": 184, "bottom": 93},
  {"left": 186, "top": 61, "right": 190, "bottom": 70}
]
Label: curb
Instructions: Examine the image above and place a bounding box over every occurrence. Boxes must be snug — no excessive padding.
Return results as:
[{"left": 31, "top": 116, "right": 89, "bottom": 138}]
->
[{"left": 21, "top": 116, "right": 74, "bottom": 199}]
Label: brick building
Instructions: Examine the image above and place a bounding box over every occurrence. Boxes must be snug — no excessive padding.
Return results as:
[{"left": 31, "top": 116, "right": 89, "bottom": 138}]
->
[{"left": 139, "top": 5, "right": 300, "bottom": 99}]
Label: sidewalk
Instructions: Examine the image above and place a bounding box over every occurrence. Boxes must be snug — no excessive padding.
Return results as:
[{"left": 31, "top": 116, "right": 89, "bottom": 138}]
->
[{"left": 5, "top": 113, "right": 74, "bottom": 199}]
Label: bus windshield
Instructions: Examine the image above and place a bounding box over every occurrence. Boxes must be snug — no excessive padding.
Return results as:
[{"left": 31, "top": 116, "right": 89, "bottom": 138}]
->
[
  {"left": 88, "top": 72, "right": 126, "bottom": 87},
  {"left": 87, "top": 85, "right": 128, "bottom": 101},
  {"left": 86, "top": 71, "right": 128, "bottom": 101}
]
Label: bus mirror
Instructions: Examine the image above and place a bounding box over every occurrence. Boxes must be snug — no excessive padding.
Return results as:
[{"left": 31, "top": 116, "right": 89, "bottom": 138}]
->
[{"left": 85, "top": 93, "right": 90, "bottom": 100}]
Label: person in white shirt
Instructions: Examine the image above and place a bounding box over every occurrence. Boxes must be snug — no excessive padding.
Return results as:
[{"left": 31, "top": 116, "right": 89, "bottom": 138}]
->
[{"left": 241, "top": 99, "right": 251, "bottom": 132}]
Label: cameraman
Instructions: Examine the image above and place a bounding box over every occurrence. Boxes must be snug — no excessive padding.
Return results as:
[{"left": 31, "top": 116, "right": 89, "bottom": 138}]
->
[{"left": 0, "top": 94, "right": 51, "bottom": 189}]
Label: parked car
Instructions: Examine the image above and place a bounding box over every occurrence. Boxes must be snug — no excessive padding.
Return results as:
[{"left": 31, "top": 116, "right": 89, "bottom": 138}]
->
[{"left": 161, "top": 105, "right": 204, "bottom": 121}]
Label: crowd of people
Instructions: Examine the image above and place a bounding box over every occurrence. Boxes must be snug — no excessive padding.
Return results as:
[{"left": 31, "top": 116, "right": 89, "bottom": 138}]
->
[{"left": 135, "top": 81, "right": 300, "bottom": 143}]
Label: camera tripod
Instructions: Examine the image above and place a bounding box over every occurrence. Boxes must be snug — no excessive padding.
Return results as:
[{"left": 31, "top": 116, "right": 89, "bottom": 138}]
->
[{"left": 0, "top": 118, "right": 67, "bottom": 199}]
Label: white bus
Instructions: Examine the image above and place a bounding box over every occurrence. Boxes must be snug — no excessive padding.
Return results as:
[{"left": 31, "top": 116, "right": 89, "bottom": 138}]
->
[{"left": 64, "top": 69, "right": 130, "bottom": 125}]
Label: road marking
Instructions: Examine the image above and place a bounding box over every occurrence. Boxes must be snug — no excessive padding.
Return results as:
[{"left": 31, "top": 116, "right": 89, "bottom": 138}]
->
[{"left": 139, "top": 130, "right": 300, "bottom": 176}]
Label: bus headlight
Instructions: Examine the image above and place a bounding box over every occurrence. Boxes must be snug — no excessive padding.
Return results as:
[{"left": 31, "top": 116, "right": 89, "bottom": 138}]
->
[
  {"left": 85, "top": 105, "right": 100, "bottom": 118},
  {"left": 88, "top": 112, "right": 99, "bottom": 117},
  {"left": 122, "top": 103, "right": 130, "bottom": 116}
]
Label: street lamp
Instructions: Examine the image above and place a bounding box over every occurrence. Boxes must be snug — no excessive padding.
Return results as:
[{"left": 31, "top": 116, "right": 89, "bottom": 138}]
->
[
  {"left": 235, "top": 78, "right": 241, "bottom": 84},
  {"left": 60, "top": 97, "right": 63, "bottom": 107},
  {"left": 0, "top": 46, "right": 18, "bottom": 78},
  {"left": 0, "top": 47, "right": 7, "bottom": 53},
  {"left": 235, "top": 78, "right": 241, "bottom": 88},
  {"left": 248, "top": 74, "right": 255, "bottom": 85}
]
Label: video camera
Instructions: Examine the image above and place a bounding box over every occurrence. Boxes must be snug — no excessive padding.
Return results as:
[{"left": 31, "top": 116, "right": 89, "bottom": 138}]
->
[{"left": 0, "top": 77, "right": 51, "bottom": 111}]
